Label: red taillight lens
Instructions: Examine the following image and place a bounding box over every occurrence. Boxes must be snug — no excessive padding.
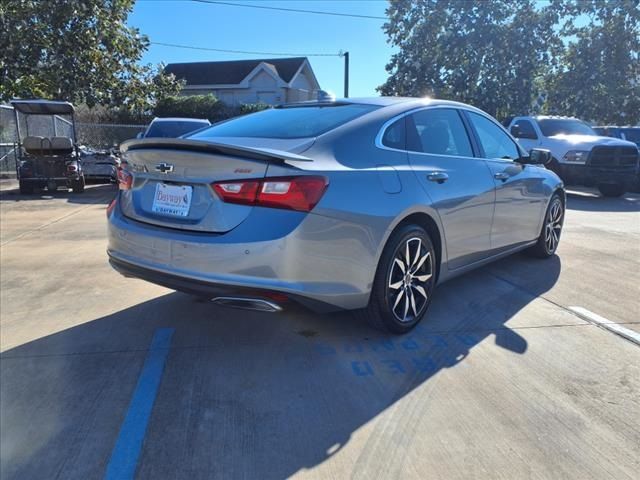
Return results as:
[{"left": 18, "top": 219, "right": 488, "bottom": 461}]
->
[
  {"left": 106, "top": 198, "right": 116, "bottom": 217},
  {"left": 67, "top": 164, "right": 78, "bottom": 172},
  {"left": 258, "top": 176, "right": 328, "bottom": 211},
  {"left": 212, "top": 176, "right": 328, "bottom": 212},
  {"left": 118, "top": 169, "right": 133, "bottom": 190}
]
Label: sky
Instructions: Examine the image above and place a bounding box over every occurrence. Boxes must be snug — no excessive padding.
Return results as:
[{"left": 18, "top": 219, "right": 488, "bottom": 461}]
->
[{"left": 129, "top": 0, "right": 395, "bottom": 97}]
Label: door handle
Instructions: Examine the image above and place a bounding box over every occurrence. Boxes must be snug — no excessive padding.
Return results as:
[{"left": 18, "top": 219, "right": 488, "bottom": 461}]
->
[
  {"left": 494, "top": 172, "right": 509, "bottom": 181},
  {"left": 427, "top": 171, "right": 449, "bottom": 183}
]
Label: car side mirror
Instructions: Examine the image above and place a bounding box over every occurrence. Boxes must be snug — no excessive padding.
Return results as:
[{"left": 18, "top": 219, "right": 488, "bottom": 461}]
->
[
  {"left": 136, "top": 132, "right": 143, "bottom": 139},
  {"left": 523, "top": 148, "right": 552, "bottom": 165}
]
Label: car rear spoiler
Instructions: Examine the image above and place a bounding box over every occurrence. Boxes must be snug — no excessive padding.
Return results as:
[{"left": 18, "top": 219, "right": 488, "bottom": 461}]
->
[{"left": 120, "top": 138, "right": 313, "bottom": 164}]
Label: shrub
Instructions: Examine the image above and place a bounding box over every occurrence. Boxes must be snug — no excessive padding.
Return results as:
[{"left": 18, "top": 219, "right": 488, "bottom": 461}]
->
[
  {"left": 154, "top": 94, "right": 224, "bottom": 121},
  {"left": 72, "top": 95, "right": 273, "bottom": 130},
  {"left": 74, "top": 104, "right": 151, "bottom": 125},
  {"left": 239, "top": 102, "right": 271, "bottom": 115},
  {"left": 154, "top": 95, "right": 272, "bottom": 122}
]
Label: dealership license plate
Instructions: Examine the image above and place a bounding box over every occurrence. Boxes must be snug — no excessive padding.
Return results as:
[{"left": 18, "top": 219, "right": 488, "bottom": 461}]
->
[{"left": 152, "top": 183, "right": 193, "bottom": 217}]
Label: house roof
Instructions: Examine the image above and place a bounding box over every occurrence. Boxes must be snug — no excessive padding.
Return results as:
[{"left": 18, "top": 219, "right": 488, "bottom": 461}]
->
[{"left": 164, "top": 57, "right": 309, "bottom": 86}]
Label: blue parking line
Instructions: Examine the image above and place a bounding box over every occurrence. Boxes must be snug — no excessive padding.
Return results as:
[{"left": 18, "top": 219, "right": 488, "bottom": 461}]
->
[{"left": 105, "top": 328, "right": 175, "bottom": 480}]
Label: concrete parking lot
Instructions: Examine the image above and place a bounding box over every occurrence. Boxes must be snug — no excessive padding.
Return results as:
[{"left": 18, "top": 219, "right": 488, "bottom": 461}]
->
[{"left": 1, "top": 184, "right": 639, "bottom": 479}]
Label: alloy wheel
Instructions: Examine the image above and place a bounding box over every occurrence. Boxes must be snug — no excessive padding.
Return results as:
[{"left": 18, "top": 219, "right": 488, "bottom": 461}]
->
[
  {"left": 545, "top": 199, "right": 563, "bottom": 253},
  {"left": 387, "top": 237, "right": 433, "bottom": 323}
]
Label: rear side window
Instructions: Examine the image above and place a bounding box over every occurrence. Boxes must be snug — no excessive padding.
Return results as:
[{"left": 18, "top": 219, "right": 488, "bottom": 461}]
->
[
  {"left": 190, "top": 104, "right": 378, "bottom": 139},
  {"left": 406, "top": 108, "right": 473, "bottom": 157},
  {"left": 468, "top": 112, "right": 520, "bottom": 160},
  {"left": 381, "top": 118, "right": 406, "bottom": 150}
]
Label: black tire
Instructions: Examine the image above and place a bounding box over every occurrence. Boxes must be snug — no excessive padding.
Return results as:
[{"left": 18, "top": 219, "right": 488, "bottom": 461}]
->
[
  {"left": 72, "top": 176, "right": 85, "bottom": 193},
  {"left": 18, "top": 180, "right": 33, "bottom": 195},
  {"left": 598, "top": 183, "right": 625, "bottom": 197},
  {"left": 547, "top": 158, "right": 564, "bottom": 180},
  {"left": 356, "top": 224, "right": 437, "bottom": 334},
  {"left": 526, "top": 193, "right": 564, "bottom": 259},
  {"left": 19, "top": 180, "right": 34, "bottom": 195}
]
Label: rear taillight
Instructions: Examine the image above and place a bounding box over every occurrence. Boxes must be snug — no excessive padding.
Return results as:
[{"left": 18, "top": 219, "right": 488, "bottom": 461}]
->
[
  {"left": 118, "top": 169, "right": 133, "bottom": 190},
  {"left": 212, "top": 176, "right": 328, "bottom": 212},
  {"left": 258, "top": 177, "right": 328, "bottom": 211},
  {"left": 106, "top": 198, "right": 116, "bottom": 217},
  {"left": 212, "top": 180, "right": 260, "bottom": 205},
  {"left": 67, "top": 164, "right": 78, "bottom": 172}
]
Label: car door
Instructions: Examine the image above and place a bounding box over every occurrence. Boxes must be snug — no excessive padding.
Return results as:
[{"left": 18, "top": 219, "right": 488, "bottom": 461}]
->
[
  {"left": 466, "top": 111, "right": 547, "bottom": 250},
  {"left": 405, "top": 107, "right": 496, "bottom": 270}
]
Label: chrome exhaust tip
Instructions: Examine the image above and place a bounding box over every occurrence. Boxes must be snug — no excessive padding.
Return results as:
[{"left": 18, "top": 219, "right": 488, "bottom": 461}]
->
[{"left": 210, "top": 296, "right": 283, "bottom": 313}]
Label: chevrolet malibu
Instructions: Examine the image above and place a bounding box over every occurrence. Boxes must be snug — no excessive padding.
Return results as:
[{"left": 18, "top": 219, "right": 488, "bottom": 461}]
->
[{"left": 107, "top": 98, "right": 564, "bottom": 333}]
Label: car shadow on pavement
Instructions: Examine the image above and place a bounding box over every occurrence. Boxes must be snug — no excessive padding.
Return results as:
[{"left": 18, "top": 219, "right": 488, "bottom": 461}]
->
[
  {"left": 0, "top": 256, "right": 561, "bottom": 479},
  {"left": 0, "top": 183, "right": 116, "bottom": 205},
  {"left": 566, "top": 190, "right": 640, "bottom": 212}
]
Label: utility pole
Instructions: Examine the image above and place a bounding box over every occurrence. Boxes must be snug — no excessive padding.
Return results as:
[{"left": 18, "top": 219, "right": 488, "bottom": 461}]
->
[{"left": 343, "top": 51, "right": 349, "bottom": 98}]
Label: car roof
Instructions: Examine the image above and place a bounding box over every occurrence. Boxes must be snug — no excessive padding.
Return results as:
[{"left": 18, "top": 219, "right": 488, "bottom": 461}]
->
[
  {"left": 283, "top": 96, "right": 487, "bottom": 114},
  {"left": 593, "top": 125, "right": 640, "bottom": 129},
  {"left": 150, "top": 117, "right": 210, "bottom": 123},
  {"left": 532, "top": 115, "right": 583, "bottom": 121}
]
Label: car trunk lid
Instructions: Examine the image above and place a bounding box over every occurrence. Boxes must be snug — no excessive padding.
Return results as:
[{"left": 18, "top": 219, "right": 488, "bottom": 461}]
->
[{"left": 118, "top": 138, "right": 313, "bottom": 233}]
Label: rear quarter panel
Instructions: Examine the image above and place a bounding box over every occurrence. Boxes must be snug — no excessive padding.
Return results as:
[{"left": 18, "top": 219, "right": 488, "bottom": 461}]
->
[{"left": 281, "top": 108, "right": 448, "bottom": 288}]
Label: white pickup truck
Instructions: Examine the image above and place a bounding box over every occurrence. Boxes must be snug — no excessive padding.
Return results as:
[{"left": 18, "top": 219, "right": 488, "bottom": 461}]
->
[{"left": 505, "top": 116, "right": 639, "bottom": 197}]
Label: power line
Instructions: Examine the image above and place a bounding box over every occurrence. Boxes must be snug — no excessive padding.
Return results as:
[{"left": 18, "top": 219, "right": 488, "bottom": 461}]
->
[
  {"left": 150, "top": 41, "right": 342, "bottom": 57},
  {"left": 190, "top": 0, "right": 387, "bottom": 20}
]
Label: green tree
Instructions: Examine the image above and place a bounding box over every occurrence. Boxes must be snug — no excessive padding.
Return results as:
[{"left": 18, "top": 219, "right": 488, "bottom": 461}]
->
[
  {"left": 544, "top": 0, "right": 640, "bottom": 124},
  {"left": 0, "top": 0, "right": 182, "bottom": 113},
  {"left": 379, "top": 0, "right": 561, "bottom": 119}
]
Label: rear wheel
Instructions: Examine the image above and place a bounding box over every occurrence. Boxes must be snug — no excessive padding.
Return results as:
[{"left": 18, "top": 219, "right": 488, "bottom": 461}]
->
[
  {"left": 526, "top": 193, "right": 564, "bottom": 258},
  {"left": 19, "top": 180, "right": 34, "bottom": 195},
  {"left": 357, "top": 224, "right": 436, "bottom": 334},
  {"left": 598, "top": 183, "right": 625, "bottom": 197},
  {"left": 72, "top": 175, "right": 85, "bottom": 193}
]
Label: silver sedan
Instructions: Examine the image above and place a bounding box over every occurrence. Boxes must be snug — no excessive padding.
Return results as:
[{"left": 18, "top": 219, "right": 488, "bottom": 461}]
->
[{"left": 107, "top": 97, "right": 564, "bottom": 333}]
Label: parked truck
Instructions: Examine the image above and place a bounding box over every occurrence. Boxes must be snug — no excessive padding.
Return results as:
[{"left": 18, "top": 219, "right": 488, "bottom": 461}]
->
[{"left": 505, "top": 116, "right": 639, "bottom": 197}]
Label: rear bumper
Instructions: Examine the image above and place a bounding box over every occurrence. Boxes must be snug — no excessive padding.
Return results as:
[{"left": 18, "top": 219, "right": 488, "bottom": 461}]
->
[
  {"left": 107, "top": 200, "right": 379, "bottom": 311},
  {"left": 108, "top": 255, "right": 338, "bottom": 312},
  {"left": 83, "top": 164, "right": 116, "bottom": 178},
  {"left": 84, "top": 174, "right": 116, "bottom": 184},
  {"left": 19, "top": 176, "right": 77, "bottom": 185}
]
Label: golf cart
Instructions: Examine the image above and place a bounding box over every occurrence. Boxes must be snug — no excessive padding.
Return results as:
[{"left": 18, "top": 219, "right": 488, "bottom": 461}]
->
[{"left": 10, "top": 99, "right": 85, "bottom": 194}]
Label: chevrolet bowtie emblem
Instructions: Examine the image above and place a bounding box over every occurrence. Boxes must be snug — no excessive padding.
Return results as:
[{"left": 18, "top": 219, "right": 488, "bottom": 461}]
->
[{"left": 154, "top": 163, "right": 174, "bottom": 174}]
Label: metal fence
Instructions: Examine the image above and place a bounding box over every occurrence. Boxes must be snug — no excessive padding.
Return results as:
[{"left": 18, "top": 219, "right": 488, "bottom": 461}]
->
[
  {"left": 76, "top": 123, "right": 146, "bottom": 150},
  {"left": 0, "top": 106, "right": 18, "bottom": 174},
  {"left": 0, "top": 143, "right": 18, "bottom": 174},
  {"left": 0, "top": 105, "right": 147, "bottom": 173}
]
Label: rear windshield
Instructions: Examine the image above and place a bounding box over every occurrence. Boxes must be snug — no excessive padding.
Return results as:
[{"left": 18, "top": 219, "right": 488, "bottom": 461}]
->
[
  {"left": 536, "top": 118, "right": 596, "bottom": 137},
  {"left": 190, "top": 104, "right": 378, "bottom": 139},
  {"left": 145, "top": 121, "right": 210, "bottom": 138}
]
